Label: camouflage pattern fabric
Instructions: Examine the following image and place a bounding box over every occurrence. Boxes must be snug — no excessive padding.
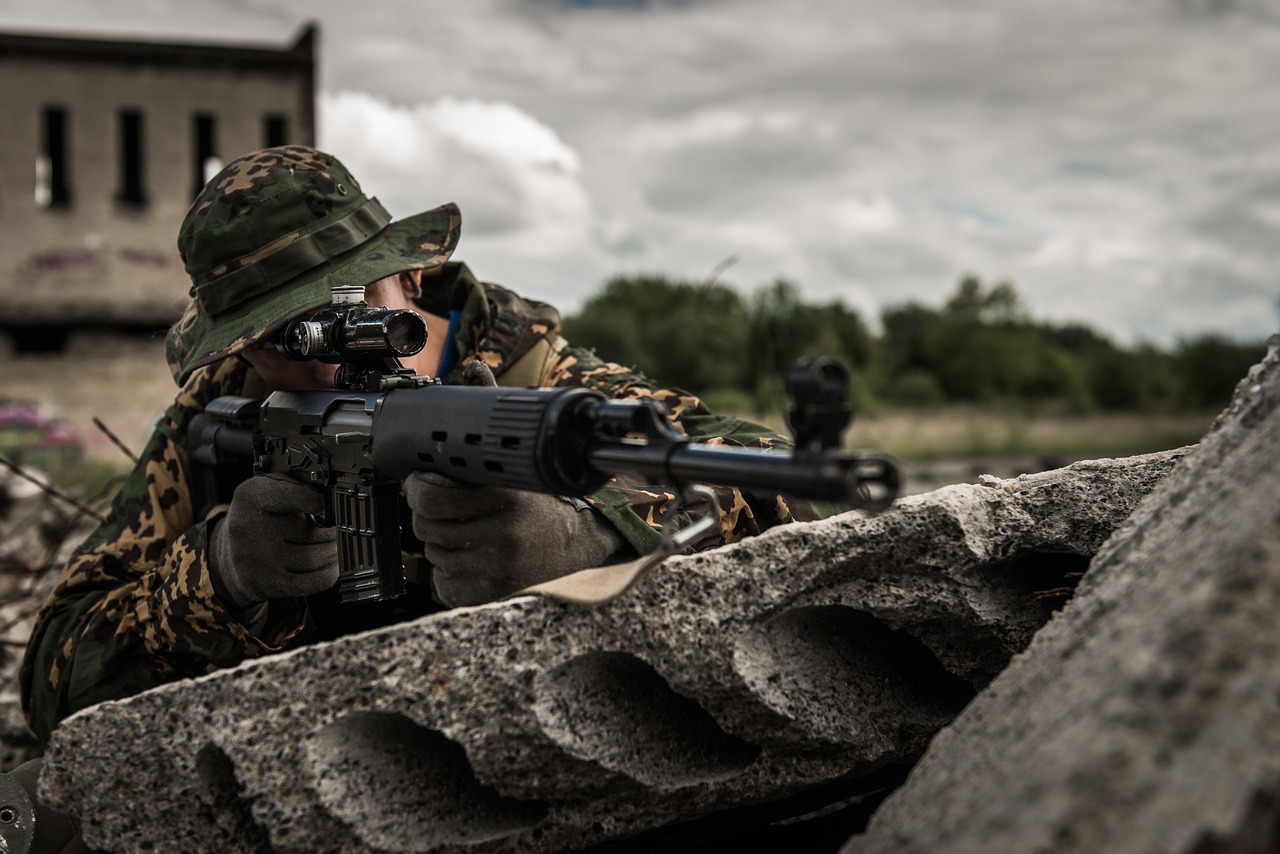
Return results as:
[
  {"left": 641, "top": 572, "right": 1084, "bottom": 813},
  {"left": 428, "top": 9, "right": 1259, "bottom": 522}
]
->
[
  {"left": 166, "top": 145, "right": 461, "bottom": 385},
  {"left": 21, "top": 263, "right": 828, "bottom": 742}
]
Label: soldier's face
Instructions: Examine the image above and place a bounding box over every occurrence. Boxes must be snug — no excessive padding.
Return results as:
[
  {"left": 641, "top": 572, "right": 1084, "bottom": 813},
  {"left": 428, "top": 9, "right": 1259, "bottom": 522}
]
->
[{"left": 240, "top": 338, "right": 339, "bottom": 391}]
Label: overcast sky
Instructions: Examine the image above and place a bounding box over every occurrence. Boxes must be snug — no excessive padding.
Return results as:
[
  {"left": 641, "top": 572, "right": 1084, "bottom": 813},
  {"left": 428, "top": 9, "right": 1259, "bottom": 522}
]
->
[{"left": 3, "top": 0, "right": 1279, "bottom": 344}]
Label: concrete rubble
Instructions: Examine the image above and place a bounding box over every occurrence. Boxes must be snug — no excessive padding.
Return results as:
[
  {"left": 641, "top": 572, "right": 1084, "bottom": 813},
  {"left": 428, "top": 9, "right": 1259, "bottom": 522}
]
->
[
  {"left": 0, "top": 494, "right": 92, "bottom": 771},
  {"left": 36, "top": 444, "right": 1183, "bottom": 852},
  {"left": 846, "top": 334, "right": 1280, "bottom": 854}
]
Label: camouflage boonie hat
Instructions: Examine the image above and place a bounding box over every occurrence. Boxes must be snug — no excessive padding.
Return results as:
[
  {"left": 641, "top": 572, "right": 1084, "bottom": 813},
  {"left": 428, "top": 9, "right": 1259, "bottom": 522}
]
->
[{"left": 165, "top": 145, "right": 461, "bottom": 384}]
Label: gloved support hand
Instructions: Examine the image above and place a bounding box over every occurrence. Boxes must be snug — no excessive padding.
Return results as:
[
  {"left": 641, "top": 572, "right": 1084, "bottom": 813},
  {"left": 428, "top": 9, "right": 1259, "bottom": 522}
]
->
[
  {"left": 208, "top": 474, "right": 339, "bottom": 615},
  {"left": 404, "top": 472, "right": 630, "bottom": 607}
]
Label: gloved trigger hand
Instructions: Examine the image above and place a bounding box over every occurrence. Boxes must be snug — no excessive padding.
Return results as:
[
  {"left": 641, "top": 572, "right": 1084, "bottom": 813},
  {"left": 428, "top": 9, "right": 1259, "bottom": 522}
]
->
[
  {"left": 403, "top": 471, "right": 629, "bottom": 607},
  {"left": 208, "top": 473, "right": 339, "bottom": 614}
]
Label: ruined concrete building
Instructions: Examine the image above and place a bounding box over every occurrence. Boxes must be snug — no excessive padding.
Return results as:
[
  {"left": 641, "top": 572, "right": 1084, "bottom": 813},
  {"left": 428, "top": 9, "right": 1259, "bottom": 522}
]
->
[{"left": 0, "top": 25, "right": 317, "bottom": 351}]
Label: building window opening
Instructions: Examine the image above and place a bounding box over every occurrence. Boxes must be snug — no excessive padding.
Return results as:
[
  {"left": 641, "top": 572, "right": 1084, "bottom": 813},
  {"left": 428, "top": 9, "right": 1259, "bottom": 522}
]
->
[
  {"left": 36, "top": 106, "right": 71, "bottom": 208},
  {"left": 6, "top": 324, "right": 72, "bottom": 354},
  {"left": 264, "top": 114, "right": 288, "bottom": 148},
  {"left": 118, "top": 109, "right": 147, "bottom": 207},
  {"left": 193, "top": 113, "right": 222, "bottom": 197}
]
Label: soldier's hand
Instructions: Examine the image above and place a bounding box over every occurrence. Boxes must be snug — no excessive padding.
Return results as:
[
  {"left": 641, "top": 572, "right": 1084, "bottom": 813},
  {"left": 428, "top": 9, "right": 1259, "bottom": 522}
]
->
[
  {"left": 404, "top": 472, "right": 630, "bottom": 607},
  {"left": 208, "top": 474, "right": 339, "bottom": 613}
]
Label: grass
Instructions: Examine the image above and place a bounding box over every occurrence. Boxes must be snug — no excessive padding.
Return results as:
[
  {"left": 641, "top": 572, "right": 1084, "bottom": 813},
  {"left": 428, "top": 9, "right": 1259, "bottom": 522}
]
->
[{"left": 730, "top": 404, "right": 1217, "bottom": 461}]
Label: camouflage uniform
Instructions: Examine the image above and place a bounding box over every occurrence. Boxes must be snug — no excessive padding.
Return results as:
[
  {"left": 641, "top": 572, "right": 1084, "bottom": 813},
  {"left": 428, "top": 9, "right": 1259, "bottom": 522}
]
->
[{"left": 20, "top": 147, "right": 824, "bottom": 742}]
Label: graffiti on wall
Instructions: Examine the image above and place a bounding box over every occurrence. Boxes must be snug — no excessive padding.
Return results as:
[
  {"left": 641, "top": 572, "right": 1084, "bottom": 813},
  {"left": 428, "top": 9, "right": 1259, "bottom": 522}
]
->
[
  {"left": 0, "top": 400, "right": 82, "bottom": 470},
  {"left": 24, "top": 248, "right": 102, "bottom": 276},
  {"left": 116, "top": 248, "right": 171, "bottom": 269},
  {"left": 24, "top": 246, "right": 175, "bottom": 277}
]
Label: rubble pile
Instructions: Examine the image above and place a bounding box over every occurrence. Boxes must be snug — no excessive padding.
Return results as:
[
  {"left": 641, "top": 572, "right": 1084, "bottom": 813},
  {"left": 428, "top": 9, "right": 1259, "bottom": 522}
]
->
[{"left": 0, "top": 478, "right": 98, "bottom": 771}]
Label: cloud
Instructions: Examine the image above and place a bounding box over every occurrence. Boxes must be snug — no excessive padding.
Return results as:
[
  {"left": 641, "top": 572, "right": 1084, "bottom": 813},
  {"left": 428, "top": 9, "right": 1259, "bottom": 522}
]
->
[
  {"left": 5, "top": 0, "right": 1280, "bottom": 339},
  {"left": 832, "top": 193, "right": 902, "bottom": 236},
  {"left": 427, "top": 99, "right": 581, "bottom": 174},
  {"left": 320, "top": 90, "right": 593, "bottom": 241}
]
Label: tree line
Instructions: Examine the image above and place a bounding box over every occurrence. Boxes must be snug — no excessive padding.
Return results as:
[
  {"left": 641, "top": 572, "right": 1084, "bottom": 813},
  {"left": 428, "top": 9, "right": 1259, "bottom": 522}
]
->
[{"left": 561, "top": 273, "right": 1268, "bottom": 415}]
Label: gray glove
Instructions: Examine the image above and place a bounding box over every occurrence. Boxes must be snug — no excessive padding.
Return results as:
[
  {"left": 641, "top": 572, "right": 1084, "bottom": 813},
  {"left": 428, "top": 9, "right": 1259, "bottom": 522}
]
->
[
  {"left": 208, "top": 474, "right": 339, "bottom": 613},
  {"left": 404, "top": 473, "right": 629, "bottom": 607}
]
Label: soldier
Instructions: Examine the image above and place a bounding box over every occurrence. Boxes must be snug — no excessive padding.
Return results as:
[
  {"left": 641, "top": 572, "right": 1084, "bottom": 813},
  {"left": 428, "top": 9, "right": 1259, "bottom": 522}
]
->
[{"left": 19, "top": 145, "right": 822, "bottom": 743}]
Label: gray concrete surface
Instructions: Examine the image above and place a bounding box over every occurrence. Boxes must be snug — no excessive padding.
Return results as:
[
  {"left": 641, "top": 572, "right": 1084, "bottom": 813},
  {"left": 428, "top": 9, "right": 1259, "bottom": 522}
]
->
[
  {"left": 36, "top": 447, "right": 1180, "bottom": 853},
  {"left": 845, "top": 335, "right": 1280, "bottom": 854}
]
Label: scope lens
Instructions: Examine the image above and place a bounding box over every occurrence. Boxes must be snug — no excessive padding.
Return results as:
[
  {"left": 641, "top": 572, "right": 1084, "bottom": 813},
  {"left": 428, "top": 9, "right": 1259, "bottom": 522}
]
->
[
  {"left": 384, "top": 311, "right": 428, "bottom": 356},
  {"left": 338, "top": 308, "right": 427, "bottom": 356}
]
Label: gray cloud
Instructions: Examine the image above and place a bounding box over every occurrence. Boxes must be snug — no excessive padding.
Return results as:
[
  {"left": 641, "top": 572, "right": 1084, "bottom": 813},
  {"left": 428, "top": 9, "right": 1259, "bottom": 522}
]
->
[{"left": 4, "top": 0, "right": 1280, "bottom": 343}]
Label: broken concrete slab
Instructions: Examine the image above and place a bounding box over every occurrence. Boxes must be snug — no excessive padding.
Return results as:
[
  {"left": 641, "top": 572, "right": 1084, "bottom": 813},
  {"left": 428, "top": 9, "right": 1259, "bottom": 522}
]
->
[
  {"left": 845, "top": 335, "right": 1280, "bottom": 854},
  {"left": 38, "top": 450, "right": 1183, "bottom": 853}
]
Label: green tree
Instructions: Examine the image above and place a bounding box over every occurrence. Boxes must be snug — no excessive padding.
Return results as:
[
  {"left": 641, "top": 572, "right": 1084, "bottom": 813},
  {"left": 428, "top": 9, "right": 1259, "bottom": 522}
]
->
[
  {"left": 1078, "top": 343, "right": 1176, "bottom": 412},
  {"left": 561, "top": 274, "right": 753, "bottom": 396},
  {"left": 882, "top": 277, "right": 1090, "bottom": 407},
  {"left": 748, "top": 280, "right": 875, "bottom": 411},
  {"left": 944, "top": 275, "right": 1024, "bottom": 324},
  {"left": 562, "top": 270, "right": 1267, "bottom": 418},
  {"left": 1172, "top": 335, "right": 1266, "bottom": 409}
]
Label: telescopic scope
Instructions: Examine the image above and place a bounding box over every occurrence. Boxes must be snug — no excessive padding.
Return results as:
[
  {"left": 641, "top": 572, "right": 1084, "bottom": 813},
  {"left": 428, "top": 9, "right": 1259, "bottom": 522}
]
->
[{"left": 281, "top": 306, "right": 428, "bottom": 360}]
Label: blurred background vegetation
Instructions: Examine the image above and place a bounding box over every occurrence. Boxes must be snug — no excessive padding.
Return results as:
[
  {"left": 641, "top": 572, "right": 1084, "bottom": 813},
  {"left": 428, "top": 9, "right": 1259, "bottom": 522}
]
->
[
  {"left": 563, "top": 273, "right": 1268, "bottom": 461},
  {"left": 2, "top": 272, "right": 1268, "bottom": 502}
]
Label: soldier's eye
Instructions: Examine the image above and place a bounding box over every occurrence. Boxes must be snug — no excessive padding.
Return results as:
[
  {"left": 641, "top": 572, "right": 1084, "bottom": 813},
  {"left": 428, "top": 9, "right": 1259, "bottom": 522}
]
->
[{"left": 251, "top": 335, "right": 285, "bottom": 355}]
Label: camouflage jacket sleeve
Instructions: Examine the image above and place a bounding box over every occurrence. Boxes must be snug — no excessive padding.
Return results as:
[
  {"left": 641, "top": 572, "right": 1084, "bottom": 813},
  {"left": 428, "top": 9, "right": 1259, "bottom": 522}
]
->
[{"left": 20, "top": 359, "right": 309, "bottom": 742}]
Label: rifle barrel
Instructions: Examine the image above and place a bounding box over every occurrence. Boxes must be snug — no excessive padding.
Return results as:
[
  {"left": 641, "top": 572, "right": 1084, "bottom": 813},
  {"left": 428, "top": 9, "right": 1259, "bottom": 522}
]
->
[{"left": 587, "top": 441, "right": 896, "bottom": 506}]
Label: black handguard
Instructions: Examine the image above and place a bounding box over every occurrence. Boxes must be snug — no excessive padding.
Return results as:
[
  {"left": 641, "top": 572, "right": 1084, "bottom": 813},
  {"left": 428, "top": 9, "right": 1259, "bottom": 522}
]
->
[{"left": 188, "top": 288, "right": 901, "bottom": 605}]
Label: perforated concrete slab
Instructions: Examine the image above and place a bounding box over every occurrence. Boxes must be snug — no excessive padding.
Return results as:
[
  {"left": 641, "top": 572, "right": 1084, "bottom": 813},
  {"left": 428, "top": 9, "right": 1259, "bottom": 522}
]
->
[{"left": 38, "top": 451, "right": 1181, "bottom": 853}]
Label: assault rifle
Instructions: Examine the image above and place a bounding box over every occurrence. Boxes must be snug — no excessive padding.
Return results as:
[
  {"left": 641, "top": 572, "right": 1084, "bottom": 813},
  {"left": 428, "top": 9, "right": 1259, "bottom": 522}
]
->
[{"left": 189, "top": 285, "right": 900, "bottom": 605}]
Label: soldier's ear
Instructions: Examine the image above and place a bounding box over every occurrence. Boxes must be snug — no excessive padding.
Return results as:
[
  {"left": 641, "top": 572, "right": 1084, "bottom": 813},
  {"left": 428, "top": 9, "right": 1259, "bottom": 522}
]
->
[{"left": 399, "top": 270, "right": 423, "bottom": 299}]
